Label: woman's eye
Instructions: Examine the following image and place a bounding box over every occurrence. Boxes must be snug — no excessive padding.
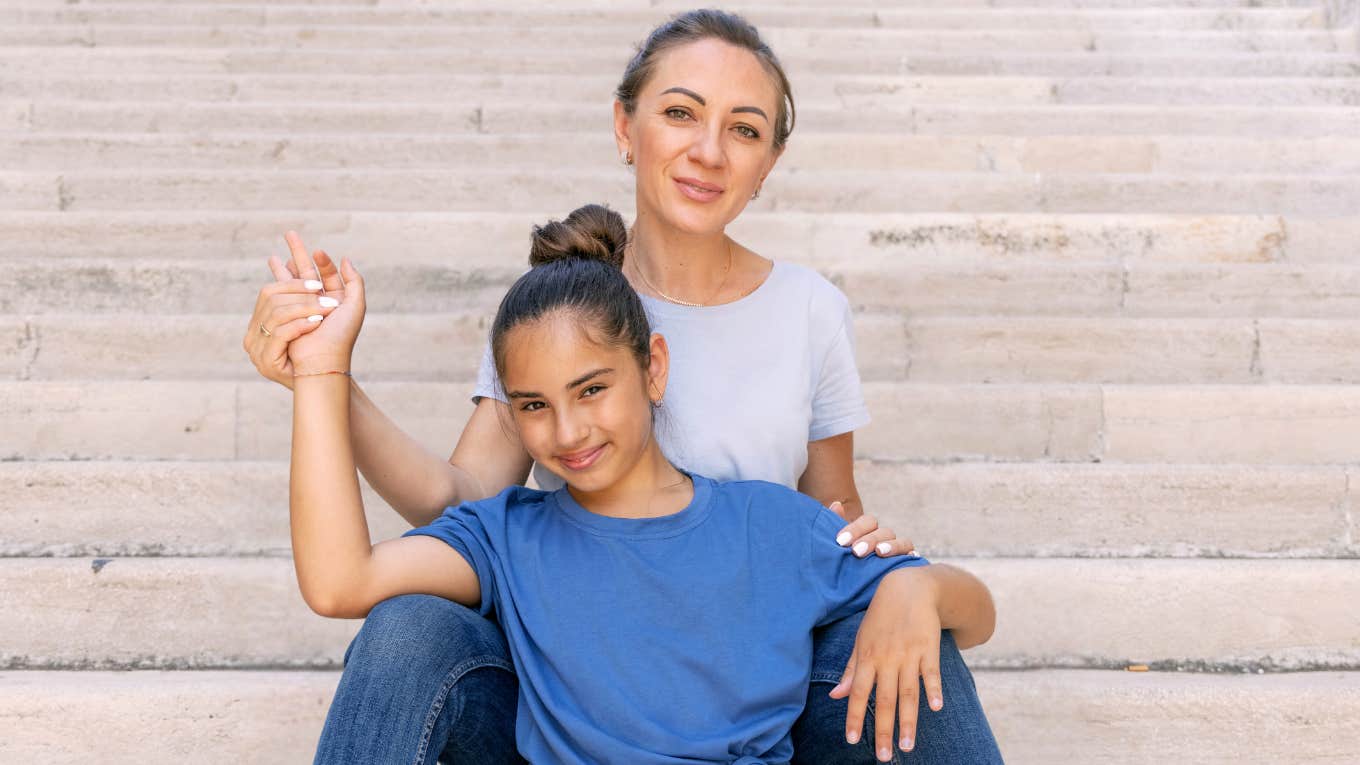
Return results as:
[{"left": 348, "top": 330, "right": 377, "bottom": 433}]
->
[
  {"left": 665, "top": 107, "right": 691, "bottom": 120},
  {"left": 736, "top": 125, "right": 759, "bottom": 139}
]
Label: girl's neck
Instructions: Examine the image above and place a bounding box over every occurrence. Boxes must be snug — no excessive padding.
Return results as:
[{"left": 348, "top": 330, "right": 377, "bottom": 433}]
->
[
  {"left": 566, "top": 439, "right": 692, "bottom": 520},
  {"left": 626, "top": 210, "right": 733, "bottom": 300}
]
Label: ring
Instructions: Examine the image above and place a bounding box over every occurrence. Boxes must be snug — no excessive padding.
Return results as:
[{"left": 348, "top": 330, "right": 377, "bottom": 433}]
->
[{"left": 258, "top": 323, "right": 272, "bottom": 337}]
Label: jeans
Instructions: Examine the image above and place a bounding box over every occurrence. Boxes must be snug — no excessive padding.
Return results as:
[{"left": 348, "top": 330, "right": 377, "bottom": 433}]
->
[{"left": 313, "top": 594, "right": 1003, "bottom": 764}]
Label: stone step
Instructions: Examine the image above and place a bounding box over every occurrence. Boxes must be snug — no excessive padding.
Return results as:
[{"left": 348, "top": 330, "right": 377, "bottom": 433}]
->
[
  {"left": 2, "top": 48, "right": 1356, "bottom": 78},
  {"left": 6, "top": 380, "right": 1360, "bottom": 464},
  {"left": 3, "top": 460, "right": 1353, "bottom": 558},
  {"left": 8, "top": 256, "right": 1360, "bottom": 317},
  {"left": 7, "top": 133, "right": 1360, "bottom": 175},
  {"left": 5, "top": 211, "right": 1353, "bottom": 264},
  {"left": 0, "top": 669, "right": 1355, "bottom": 764},
  {"left": 6, "top": 24, "right": 1349, "bottom": 53},
  {"left": 7, "top": 73, "right": 1360, "bottom": 108},
  {"left": 12, "top": 101, "right": 1360, "bottom": 138},
  {"left": 0, "top": 4, "right": 1329, "bottom": 30},
  {"left": 4, "top": 169, "right": 1357, "bottom": 214},
  {"left": 2, "top": 556, "right": 1355, "bottom": 670},
  {"left": 11, "top": 313, "right": 1360, "bottom": 386}
]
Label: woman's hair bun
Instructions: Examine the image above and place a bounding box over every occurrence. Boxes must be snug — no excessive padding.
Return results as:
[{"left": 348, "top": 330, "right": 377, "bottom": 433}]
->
[{"left": 528, "top": 203, "right": 627, "bottom": 269}]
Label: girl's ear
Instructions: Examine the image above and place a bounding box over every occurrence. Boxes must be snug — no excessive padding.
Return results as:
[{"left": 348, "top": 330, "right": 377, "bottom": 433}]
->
[{"left": 647, "top": 332, "right": 670, "bottom": 404}]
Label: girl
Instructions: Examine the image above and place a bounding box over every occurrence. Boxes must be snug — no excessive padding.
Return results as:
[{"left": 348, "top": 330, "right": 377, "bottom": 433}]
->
[
  {"left": 289, "top": 204, "right": 996, "bottom": 764},
  {"left": 248, "top": 9, "right": 1004, "bottom": 763}
]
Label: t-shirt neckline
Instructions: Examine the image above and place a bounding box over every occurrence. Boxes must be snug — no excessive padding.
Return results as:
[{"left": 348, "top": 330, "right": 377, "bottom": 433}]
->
[
  {"left": 637, "top": 260, "right": 784, "bottom": 318},
  {"left": 550, "top": 469, "right": 714, "bottom": 539}
]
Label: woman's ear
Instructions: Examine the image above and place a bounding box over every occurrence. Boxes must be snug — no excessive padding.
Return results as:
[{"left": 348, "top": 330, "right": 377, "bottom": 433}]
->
[
  {"left": 647, "top": 332, "right": 670, "bottom": 404},
  {"left": 613, "top": 100, "right": 633, "bottom": 164}
]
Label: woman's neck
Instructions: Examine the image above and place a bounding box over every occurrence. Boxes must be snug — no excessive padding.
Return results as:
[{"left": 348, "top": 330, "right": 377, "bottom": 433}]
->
[
  {"left": 566, "top": 439, "right": 692, "bottom": 520},
  {"left": 626, "top": 210, "right": 733, "bottom": 300}
]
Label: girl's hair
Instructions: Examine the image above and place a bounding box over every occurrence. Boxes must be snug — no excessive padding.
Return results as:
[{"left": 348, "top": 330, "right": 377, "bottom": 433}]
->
[
  {"left": 615, "top": 9, "right": 796, "bottom": 152},
  {"left": 491, "top": 204, "right": 652, "bottom": 381}
]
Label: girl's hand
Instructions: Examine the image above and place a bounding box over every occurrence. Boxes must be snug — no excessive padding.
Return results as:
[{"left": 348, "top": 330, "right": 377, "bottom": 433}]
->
[
  {"left": 828, "top": 568, "right": 943, "bottom": 760},
  {"left": 242, "top": 231, "right": 359, "bottom": 387},
  {"left": 827, "top": 502, "right": 918, "bottom": 560}
]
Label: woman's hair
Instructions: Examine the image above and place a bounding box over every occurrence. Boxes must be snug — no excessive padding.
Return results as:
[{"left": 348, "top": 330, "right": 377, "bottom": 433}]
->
[
  {"left": 491, "top": 204, "right": 652, "bottom": 382},
  {"left": 615, "top": 9, "right": 796, "bottom": 152}
]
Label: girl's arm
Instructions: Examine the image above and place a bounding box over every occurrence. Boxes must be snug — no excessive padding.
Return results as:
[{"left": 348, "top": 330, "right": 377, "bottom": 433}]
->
[
  {"left": 284, "top": 254, "right": 482, "bottom": 617},
  {"left": 914, "top": 563, "right": 996, "bottom": 650}
]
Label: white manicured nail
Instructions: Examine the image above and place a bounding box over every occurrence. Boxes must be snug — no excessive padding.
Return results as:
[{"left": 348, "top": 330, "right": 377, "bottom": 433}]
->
[
  {"left": 318, "top": 296, "right": 339, "bottom": 308},
  {"left": 304, "top": 279, "right": 323, "bottom": 290},
  {"left": 853, "top": 541, "right": 869, "bottom": 557},
  {"left": 836, "top": 531, "right": 851, "bottom": 546},
  {"left": 307, "top": 314, "right": 322, "bottom": 322},
  {"left": 876, "top": 542, "right": 891, "bottom": 555}
]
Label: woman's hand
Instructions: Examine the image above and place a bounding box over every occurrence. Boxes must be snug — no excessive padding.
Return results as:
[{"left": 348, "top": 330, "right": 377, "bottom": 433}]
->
[
  {"left": 827, "top": 502, "right": 918, "bottom": 560},
  {"left": 828, "top": 567, "right": 943, "bottom": 760},
  {"left": 242, "top": 231, "right": 358, "bottom": 388}
]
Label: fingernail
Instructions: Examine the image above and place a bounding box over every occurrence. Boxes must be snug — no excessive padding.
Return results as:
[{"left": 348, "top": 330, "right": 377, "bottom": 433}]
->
[
  {"left": 307, "top": 314, "right": 322, "bottom": 323},
  {"left": 878, "top": 746, "right": 890, "bottom": 761},
  {"left": 901, "top": 736, "right": 913, "bottom": 751},
  {"left": 304, "top": 279, "right": 323, "bottom": 290},
  {"left": 846, "top": 730, "right": 859, "bottom": 745},
  {"left": 853, "top": 541, "right": 869, "bottom": 557},
  {"left": 876, "top": 542, "right": 891, "bottom": 555},
  {"left": 318, "top": 296, "right": 339, "bottom": 308},
  {"left": 932, "top": 696, "right": 943, "bottom": 710},
  {"left": 836, "top": 531, "right": 851, "bottom": 546}
]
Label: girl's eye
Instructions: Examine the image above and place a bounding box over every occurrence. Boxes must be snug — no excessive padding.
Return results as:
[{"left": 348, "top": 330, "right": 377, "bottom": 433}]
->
[
  {"left": 582, "top": 385, "right": 605, "bottom": 397},
  {"left": 521, "top": 401, "right": 544, "bottom": 412}
]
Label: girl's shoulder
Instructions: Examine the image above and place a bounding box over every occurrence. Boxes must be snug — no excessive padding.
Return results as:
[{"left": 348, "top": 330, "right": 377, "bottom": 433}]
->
[{"left": 704, "top": 475, "right": 827, "bottom": 526}]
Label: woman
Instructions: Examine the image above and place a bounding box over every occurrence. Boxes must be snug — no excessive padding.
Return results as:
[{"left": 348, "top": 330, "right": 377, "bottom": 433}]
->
[
  {"left": 289, "top": 203, "right": 995, "bottom": 763},
  {"left": 244, "top": 10, "right": 1003, "bottom": 764}
]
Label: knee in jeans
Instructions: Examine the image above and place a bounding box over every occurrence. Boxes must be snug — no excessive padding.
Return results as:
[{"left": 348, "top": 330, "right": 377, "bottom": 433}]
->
[{"left": 347, "top": 593, "right": 507, "bottom": 670}]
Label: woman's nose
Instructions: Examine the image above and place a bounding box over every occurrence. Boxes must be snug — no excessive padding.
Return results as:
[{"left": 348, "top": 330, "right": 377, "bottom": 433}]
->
[{"left": 687, "top": 123, "right": 725, "bottom": 168}]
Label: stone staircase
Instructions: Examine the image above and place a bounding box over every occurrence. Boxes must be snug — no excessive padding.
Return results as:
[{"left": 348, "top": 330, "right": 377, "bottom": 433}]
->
[{"left": 3, "top": 0, "right": 1360, "bottom": 762}]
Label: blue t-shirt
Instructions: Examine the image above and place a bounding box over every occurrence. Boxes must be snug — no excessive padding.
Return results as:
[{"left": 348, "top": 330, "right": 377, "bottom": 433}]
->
[{"left": 402, "top": 471, "right": 930, "bottom": 765}]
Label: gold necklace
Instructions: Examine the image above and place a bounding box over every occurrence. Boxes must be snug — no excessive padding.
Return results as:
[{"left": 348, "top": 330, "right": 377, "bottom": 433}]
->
[{"left": 629, "top": 238, "right": 734, "bottom": 308}]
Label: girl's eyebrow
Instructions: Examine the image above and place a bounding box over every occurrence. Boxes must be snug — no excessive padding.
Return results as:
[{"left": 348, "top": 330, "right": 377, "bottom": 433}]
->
[
  {"left": 660, "top": 86, "right": 769, "bottom": 124},
  {"left": 506, "top": 368, "right": 613, "bottom": 399}
]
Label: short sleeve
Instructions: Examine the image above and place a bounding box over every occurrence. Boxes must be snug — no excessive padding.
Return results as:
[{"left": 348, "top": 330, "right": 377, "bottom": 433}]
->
[
  {"left": 809, "top": 295, "right": 870, "bottom": 442},
  {"left": 471, "top": 340, "right": 506, "bottom": 405},
  {"left": 401, "top": 501, "right": 498, "bottom": 618},
  {"left": 804, "top": 505, "right": 930, "bottom": 627}
]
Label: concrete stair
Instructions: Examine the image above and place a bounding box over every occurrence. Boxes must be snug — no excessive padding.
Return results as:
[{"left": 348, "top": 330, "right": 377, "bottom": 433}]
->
[{"left": 3, "top": 1, "right": 1359, "bottom": 763}]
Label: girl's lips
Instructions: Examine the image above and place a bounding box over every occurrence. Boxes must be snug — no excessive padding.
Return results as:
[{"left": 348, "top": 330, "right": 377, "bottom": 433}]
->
[
  {"left": 558, "top": 444, "right": 605, "bottom": 471},
  {"left": 673, "top": 177, "right": 723, "bottom": 203}
]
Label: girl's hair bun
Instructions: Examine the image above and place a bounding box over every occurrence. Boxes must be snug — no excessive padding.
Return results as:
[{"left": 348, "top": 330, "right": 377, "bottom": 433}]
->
[{"left": 528, "top": 203, "right": 628, "bottom": 269}]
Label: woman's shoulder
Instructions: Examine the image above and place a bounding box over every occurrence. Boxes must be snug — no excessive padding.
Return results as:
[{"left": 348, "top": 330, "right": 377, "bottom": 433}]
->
[{"left": 763, "top": 259, "right": 851, "bottom": 316}]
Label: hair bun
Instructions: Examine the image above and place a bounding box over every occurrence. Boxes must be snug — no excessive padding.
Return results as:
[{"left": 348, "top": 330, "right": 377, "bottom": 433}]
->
[{"left": 528, "top": 203, "right": 627, "bottom": 269}]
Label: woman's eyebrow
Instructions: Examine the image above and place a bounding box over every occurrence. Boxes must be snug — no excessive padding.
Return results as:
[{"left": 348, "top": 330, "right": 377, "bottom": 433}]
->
[{"left": 661, "top": 86, "right": 769, "bottom": 123}]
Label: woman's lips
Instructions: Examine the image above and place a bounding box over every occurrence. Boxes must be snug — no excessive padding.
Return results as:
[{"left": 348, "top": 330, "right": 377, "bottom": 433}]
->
[
  {"left": 558, "top": 444, "right": 605, "bottom": 471},
  {"left": 673, "top": 177, "right": 723, "bottom": 203}
]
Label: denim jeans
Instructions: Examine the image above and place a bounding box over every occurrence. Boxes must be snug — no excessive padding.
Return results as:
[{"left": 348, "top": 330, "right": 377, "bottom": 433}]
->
[{"left": 313, "top": 594, "right": 1003, "bottom": 764}]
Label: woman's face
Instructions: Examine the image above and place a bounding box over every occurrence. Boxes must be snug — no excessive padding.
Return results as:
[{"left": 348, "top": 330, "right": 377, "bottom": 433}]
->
[
  {"left": 500, "top": 312, "right": 667, "bottom": 494},
  {"left": 615, "top": 37, "right": 784, "bottom": 236}
]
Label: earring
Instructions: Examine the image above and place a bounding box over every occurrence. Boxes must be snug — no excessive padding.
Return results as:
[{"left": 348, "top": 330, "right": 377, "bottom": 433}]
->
[
  {"left": 751, "top": 187, "right": 761, "bottom": 200},
  {"left": 652, "top": 397, "right": 663, "bottom": 408},
  {"left": 621, "top": 150, "right": 633, "bottom": 166}
]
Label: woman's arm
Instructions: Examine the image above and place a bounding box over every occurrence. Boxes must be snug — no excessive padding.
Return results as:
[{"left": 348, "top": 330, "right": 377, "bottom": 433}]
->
[
  {"left": 245, "top": 232, "right": 532, "bottom": 527},
  {"left": 348, "top": 383, "right": 532, "bottom": 527},
  {"left": 800, "top": 431, "right": 918, "bottom": 558}
]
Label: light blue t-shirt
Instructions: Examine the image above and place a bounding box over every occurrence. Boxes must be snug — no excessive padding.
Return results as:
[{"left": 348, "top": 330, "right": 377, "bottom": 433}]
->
[
  {"left": 403, "top": 471, "right": 930, "bottom": 765},
  {"left": 473, "top": 260, "right": 871, "bottom": 491}
]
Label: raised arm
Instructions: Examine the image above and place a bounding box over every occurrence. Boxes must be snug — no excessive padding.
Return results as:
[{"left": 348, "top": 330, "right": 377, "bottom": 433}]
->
[
  {"left": 243, "top": 231, "right": 532, "bottom": 527},
  {"left": 287, "top": 257, "right": 480, "bottom": 618}
]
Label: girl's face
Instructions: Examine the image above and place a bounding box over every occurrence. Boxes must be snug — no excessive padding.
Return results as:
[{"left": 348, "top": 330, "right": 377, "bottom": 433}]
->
[
  {"left": 615, "top": 37, "right": 784, "bottom": 236},
  {"left": 500, "top": 312, "right": 668, "bottom": 494}
]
